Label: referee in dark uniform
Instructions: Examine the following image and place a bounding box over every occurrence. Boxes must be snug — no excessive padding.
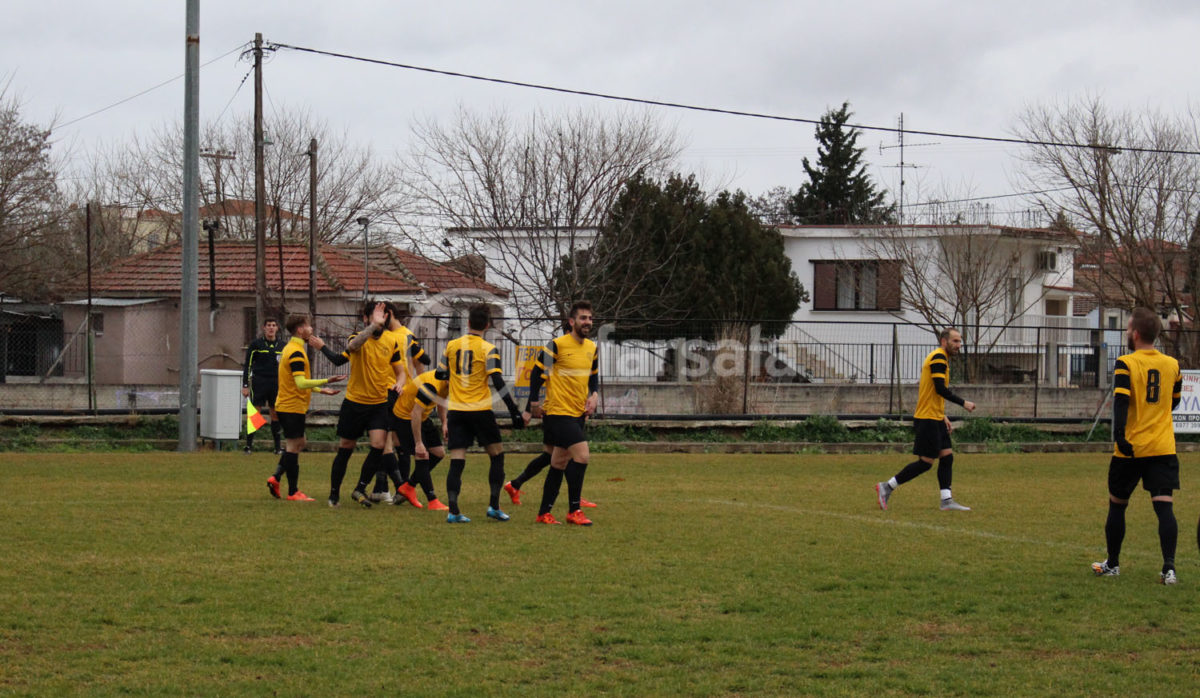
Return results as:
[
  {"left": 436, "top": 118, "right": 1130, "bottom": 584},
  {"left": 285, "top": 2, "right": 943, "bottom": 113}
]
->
[{"left": 242, "top": 317, "right": 285, "bottom": 454}]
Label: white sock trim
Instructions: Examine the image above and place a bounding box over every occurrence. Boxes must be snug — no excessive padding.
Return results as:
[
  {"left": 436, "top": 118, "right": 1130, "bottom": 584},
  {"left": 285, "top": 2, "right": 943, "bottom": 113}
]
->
[{"left": 940, "top": 489, "right": 953, "bottom": 501}]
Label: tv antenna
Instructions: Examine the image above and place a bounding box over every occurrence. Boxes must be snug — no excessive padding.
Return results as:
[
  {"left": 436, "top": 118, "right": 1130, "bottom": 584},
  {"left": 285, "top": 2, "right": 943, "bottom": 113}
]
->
[{"left": 880, "top": 113, "right": 938, "bottom": 224}]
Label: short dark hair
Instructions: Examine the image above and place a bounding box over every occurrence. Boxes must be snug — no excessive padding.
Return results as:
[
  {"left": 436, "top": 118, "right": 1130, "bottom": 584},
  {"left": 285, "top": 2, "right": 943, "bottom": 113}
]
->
[
  {"left": 360, "top": 298, "right": 393, "bottom": 323},
  {"left": 262, "top": 317, "right": 279, "bottom": 327},
  {"left": 569, "top": 300, "right": 593, "bottom": 318},
  {"left": 284, "top": 314, "right": 309, "bottom": 334},
  {"left": 1130, "top": 307, "right": 1161, "bottom": 344},
  {"left": 385, "top": 301, "right": 407, "bottom": 323},
  {"left": 938, "top": 327, "right": 959, "bottom": 342},
  {"left": 468, "top": 304, "right": 491, "bottom": 331}
]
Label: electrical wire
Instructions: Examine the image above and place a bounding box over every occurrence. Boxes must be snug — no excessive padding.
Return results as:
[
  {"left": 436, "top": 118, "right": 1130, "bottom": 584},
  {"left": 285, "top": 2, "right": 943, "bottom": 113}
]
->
[
  {"left": 267, "top": 41, "right": 1200, "bottom": 158},
  {"left": 55, "top": 43, "right": 249, "bottom": 131}
]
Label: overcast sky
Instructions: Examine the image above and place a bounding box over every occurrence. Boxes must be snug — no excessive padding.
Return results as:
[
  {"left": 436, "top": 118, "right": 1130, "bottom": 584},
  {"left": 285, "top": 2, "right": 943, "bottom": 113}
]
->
[{"left": 4, "top": 1, "right": 1199, "bottom": 227}]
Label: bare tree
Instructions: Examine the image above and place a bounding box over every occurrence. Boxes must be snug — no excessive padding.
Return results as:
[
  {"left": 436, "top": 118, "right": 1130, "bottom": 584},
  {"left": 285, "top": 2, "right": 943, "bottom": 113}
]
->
[
  {"left": 861, "top": 224, "right": 1061, "bottom": 354},
  {"left": 399, "top": 106, "right": 683, "bottom": 320},
  {"left": 79, "top": 106, "right": 401, "bottom": 249},
  {"left": 1013, "top": 97, "right": 1200, "bottom": 330},
  {"left": 0, "top": 81, "right": 66, "bottom": 299}
]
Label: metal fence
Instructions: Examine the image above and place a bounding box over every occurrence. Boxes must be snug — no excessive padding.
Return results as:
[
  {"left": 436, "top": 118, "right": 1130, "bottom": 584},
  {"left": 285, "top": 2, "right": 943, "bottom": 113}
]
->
[{"left": 3, "top": 311, "right": 1196, "bottom": 417}]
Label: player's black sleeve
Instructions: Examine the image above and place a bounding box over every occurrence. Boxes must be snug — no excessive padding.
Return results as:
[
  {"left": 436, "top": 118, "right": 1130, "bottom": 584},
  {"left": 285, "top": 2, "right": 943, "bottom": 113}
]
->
[
  {"left": 526, "top": 364, "right": 545, "bottom": 412},
  {"left": 1112, "top": 393, "right": 1133, "bottom": 457},
  {"left": 241, "top": 339, "right": 258, "bottom": 386},
  {"left": 320, "top": 346, "right": 349, "bottom": 367},
  {"left": 1173, "top": 378, "right": 1183, "bottom": 410},
  {"left": 588, "top": 355, "right": 599, "bottom": 394},
  {"left": 490, "top": 372, "right": 522, "bottom": 426},
  {"left": 932, "top": 376, "right": 965, "bottom": 407}
]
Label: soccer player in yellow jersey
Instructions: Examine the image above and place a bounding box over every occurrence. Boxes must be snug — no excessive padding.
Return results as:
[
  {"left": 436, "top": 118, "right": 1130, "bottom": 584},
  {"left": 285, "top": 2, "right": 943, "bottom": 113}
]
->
[
  {"left": 307, "top": 301, "right": 406, "bottom": 508},
  {"left": 265, "top": 315, "right": 345, "bottom": 501},
  {"left": 437, "top": 304, "right": 523, "bottom": 523},
  {"left": 390, "top": 369, "right": 449, "bottom": 511},
  {"left": 875, "top": 327, "right": 977, "bottom": 511},
  {"left": 521, "top": 301, "right": 600, "bottom": 526},
  {"left": 1092, "top": 307, "right": 1182, "bottom": 584},
  {"left": 369, "top": 303, "right": 433, "bottom": 503}
]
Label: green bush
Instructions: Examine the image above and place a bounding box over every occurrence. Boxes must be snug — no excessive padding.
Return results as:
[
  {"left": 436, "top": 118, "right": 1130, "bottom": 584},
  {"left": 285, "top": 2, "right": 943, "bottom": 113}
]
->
[{"left": 795, "top": 415, "right": 851, "bottom": 442}]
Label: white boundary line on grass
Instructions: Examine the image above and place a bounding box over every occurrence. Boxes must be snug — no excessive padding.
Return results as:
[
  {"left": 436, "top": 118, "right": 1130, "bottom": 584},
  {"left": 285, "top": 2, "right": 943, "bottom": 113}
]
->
[{"left": 686, "top": 498, "right": 1165, "bottom": 561}]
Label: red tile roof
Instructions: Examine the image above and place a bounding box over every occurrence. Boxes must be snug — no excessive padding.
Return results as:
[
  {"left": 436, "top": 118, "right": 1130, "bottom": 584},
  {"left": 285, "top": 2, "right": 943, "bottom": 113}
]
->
[
  {"left": 78, "top": 242, "right": 427, "bottom": 296},
  {"left": 343, "top": 245, "right": 507, "bottom": 297}
]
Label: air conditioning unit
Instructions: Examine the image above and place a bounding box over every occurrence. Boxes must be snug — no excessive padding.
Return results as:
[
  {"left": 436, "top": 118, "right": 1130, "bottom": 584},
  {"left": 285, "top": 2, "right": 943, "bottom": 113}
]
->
[{"left": 1036, "top": 250, "right": 1057, "bottom": 272}]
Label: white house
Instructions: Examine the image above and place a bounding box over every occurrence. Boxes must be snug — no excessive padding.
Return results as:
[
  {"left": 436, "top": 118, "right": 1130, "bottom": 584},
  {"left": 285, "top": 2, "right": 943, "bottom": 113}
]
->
[{"left": 776, "top": 224, "right": 1090, "bottom": 383}]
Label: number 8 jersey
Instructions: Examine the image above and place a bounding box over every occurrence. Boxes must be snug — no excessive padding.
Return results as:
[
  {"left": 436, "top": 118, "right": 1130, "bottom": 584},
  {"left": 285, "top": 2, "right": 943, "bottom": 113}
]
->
[{"left": 1113, "top": 348, "right": 1182, "bottom": 458}]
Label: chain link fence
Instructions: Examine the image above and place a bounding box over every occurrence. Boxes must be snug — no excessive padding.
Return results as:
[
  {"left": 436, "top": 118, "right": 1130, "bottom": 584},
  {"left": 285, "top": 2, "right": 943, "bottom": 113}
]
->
[{"left": 3, "top": 306, "right": 1195, "bottom": 419}]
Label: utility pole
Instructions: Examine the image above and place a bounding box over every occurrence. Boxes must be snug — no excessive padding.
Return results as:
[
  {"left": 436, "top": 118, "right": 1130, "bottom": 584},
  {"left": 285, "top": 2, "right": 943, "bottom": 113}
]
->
[
  {"left": 86, "top": 202, "right": 96, "bottom": 414},
  {"left": 253, "top": 32, "right": 267, "bottom": 327},
  {"left": 307, "top": 138, "right": 318, "bottom": 319},
  {"left": 179, "top": 0, "right": 200, "bottom": 451},
  {"left": 199, "top": 148, "right": 235, "bottom": 225}
]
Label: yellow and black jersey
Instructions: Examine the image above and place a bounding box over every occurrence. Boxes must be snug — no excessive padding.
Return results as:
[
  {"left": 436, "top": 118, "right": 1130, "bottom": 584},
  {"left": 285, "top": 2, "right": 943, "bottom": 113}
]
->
[
  {"left": 538, "top": 334, "right": 598, "bottom": 417},
  {"left": 390, "top": 324, "right": 428, "bottom": 379},
  {"left": 393, "top": 369, "right": 448, "bottom": 422},
  {"left": 275, "top": 338, "right": 314, "bottom": 414},
  {"left": 1114, "top": 349, "right": 1181, "bottom": 458},
  {"left": 342, "top": 330, "right": 403, "bottom": 405},
  {"left": 914, "top": 348, "right": 951, "bottom": 421},
  {"left": 438, "top": 334, "right": 502, "bottom": 412}
]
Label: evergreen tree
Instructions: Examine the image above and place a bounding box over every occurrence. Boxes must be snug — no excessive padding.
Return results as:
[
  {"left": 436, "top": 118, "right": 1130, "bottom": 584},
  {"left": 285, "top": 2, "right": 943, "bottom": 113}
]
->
[
  {"left": 789, "top": 102, "right": 895, "bottom": 224},
  {"left": 562, "top": 172, "right": 806, "bottom": 340}
]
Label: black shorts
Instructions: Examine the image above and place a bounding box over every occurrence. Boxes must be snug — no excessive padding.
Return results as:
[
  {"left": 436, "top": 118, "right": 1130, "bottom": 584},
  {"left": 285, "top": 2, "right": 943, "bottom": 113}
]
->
[
  {"left": 276, "top": 411, "right": 307, "bottom": 440},
  {"left": 394, "top": 417, "right": 443, "bottom": 455},
  {"left": 1108, "top": 454, "right": 1180, "bottom": 499},
  {"left": 386, "top": 389, "right": 399, "bottom": 411},
  {"left": 447, "top": 410, "right": 502, "bottom": 450},
  {"left": 336, "top": 398, "right": 390, "bottom": 441},
  {"left": 542, "top": 414, "right": 587, "bottom": 449},
  {"left": 249, "top": 380, "right": 277, "bottom": 409},
  {"left": 912, "top": 418, "right": 952, "bottom": 459}
]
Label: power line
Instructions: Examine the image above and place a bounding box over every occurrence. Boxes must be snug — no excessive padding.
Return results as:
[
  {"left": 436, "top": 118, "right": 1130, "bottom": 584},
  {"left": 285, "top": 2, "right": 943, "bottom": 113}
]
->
[
  {"left": 55, "top": 43, "right": 249, "bottom": 131},
  {"left": 268, "top": 41, "right": 1200, "bottom": 158}
]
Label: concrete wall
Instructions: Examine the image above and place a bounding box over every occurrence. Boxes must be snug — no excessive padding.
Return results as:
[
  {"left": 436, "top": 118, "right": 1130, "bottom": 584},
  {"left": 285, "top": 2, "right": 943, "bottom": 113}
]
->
[{"left": 0, "top": 380, "right": 1109, "bottom": 420}]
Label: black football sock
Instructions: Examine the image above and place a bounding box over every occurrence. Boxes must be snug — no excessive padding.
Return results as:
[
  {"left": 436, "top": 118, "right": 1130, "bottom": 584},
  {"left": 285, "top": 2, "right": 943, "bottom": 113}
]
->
[
  {"left": 396, "top": 452, "right": 411, "bottom": 483},
  {"left": 282, "top": 452, "right": 299, "bottom": 495},
  {"left": 565, "top": 460, "right": 588, "bottom": 512},
  {"left": 355, "top": 448, "right": 383, "bottom": 492},
  {"left": 384, "top": 452, "right": 405, "bottom": 489},
  {"left": 488, "top": 454, "right": 505, "bottom": 509},
  {"left": 1153, "top": 500, "right": 1177, "bottom": 572},
  {"left": 271, "top": 421, "right": 282, "bottom": 451},
  {"left": 539, "top": 466, "right": 565, "bottom": 516},
  {"left": 1105, "top": 501, "right": 1128, "bottom": 568},
  {"left": 272, "top": 454, "right": 287, "bottom": 482},
  {"left": 420, "top": 455, "right": 443, "bottom": 499},
  {"left": 446, "top": 459, "right": 466, "bottom": 515},
  {"left": 512, "top": 452, "right": 552, "bottom": 490},
  {"left": 373, "top": 470, "right": 389, "bottom": 494},
  {"left": 894, "top": 460, "right": 932, "bottom": 485},
  {"left": 329, "top": 447, "right": 353, "bottom": 500},
  {"left": 936, "top": 454, "right": 954, "bottom": 491},
  {"left": 411, "top": 459, "right": 432, "bottom": 496}
]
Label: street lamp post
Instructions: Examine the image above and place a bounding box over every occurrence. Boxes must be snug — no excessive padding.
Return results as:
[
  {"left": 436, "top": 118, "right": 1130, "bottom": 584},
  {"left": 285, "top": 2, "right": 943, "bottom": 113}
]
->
[{"left": 357, "top": 216, "right": 370, "bottom": 300}]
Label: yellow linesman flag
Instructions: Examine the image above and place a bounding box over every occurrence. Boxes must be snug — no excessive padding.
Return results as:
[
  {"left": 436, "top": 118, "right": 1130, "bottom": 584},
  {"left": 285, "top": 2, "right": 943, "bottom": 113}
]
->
[{"left": 246, "top": 398, "right": 268, "bottom": 434}]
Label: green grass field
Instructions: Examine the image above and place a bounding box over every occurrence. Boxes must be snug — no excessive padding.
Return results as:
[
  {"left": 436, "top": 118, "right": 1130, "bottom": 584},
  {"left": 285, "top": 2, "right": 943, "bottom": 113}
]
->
[{"left": 2, "top": 452, "right": 1198, "bottom": 696}]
